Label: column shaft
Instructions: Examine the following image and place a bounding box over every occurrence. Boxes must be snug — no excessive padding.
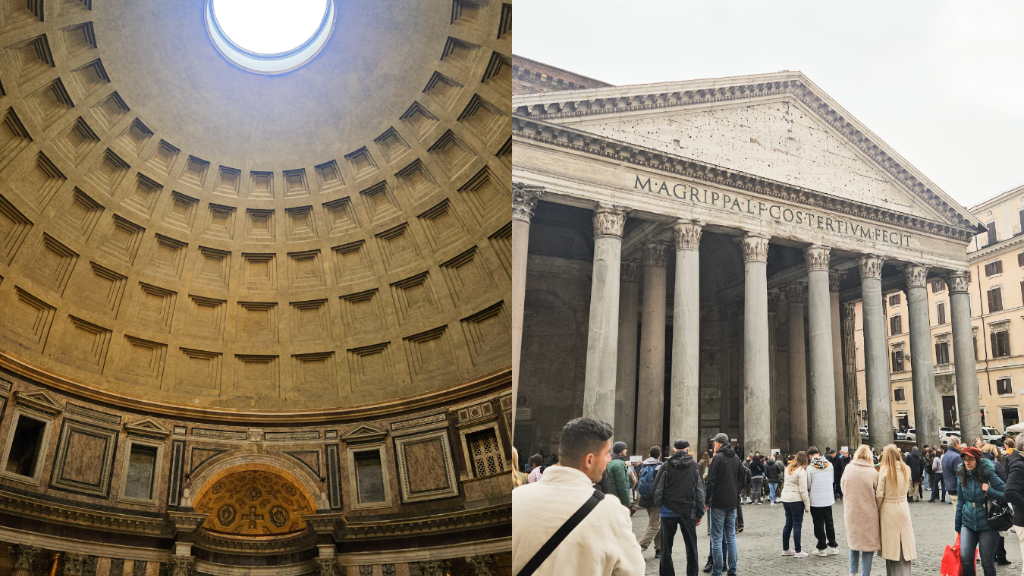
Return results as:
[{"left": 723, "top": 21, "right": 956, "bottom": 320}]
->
[
  {"left": 906, "top": 265, "right": 939, "bottom": 451},
  {"left": 583, "top": 206, "right": 628, "bottom": 425},
  {"left": 806, "top": 246, "right": 837, "bottom": 450},
  {"left": 637, "top": 244, "right": 669, "bottom": 451},
  {"left": 841, "top": 302, "right": 861, "bottom": 449},
  {"left": 615, "top": 261, "right": 641, "bottom": 453},
  {"left": 830, "top": 272, "right": 848, "bottom": 445},
  {"left": 511, "top": 185, "right": 542, "bottom": 429},
  {"left": 949, "top": 271, "right": 982, "bottom": 443},
  {"left": 861, "top": 256, "right": 892, "bottom": 449},
  {"left": 671, "top": 220, "right": 702, "bottom": 446},
  {"left": 742, "top": 233, "right": 771, "bottom": 455},
  {"left": 786, "top": 285, "right": 808, "bottom": 450}
]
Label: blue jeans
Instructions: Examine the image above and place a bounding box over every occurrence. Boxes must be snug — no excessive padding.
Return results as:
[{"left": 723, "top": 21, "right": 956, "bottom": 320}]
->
[
  {"left": 768, "top": 482, "right": 778, "bottom": 502},
  {"left": 849, "top": 550, "right": 873, "bottom": 576},
  {"left": 924, "top": 470, "right": 931, "bottom": 491},
  {"left": 782, "top": 501, "right": 805, "bottom": 552},
  {"left": 709, "top": 508, "right": 737, "bottom": 576},
  {"left": 960, "top": 526, "right": 999, "bottom": 576}
]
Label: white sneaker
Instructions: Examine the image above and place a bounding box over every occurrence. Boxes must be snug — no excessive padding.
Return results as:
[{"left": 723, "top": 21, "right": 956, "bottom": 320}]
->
[
  {"left": 812, "top": 549, "right": 828, "bottom": 557},
  {"left": 794, "top": 551, "right": 809, "bottom": 558},
  {"left": 781, "top": 550, "right": 795, "bottom": 556},
  {"left": 829, "top": 547, "right": 839, "bottom": 555}
]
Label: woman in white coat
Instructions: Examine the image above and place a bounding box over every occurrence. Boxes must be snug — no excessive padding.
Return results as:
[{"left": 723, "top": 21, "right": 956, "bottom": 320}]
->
[
  {"left": 876, "top": 444, "right": 917, "bottom": 575},
  {"left": 780, "top": 451, "right": 811, "bottom": 557}
]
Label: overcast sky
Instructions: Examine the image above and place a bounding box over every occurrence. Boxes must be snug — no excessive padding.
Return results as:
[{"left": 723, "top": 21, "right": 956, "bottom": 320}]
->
[{"left": 516, "top": 1, "right": 1024, "bottom": 208}]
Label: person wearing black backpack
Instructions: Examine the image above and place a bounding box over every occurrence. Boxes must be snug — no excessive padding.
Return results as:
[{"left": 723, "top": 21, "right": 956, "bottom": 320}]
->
[
  {"left": 636, "top": 446, "right": 664, "bottom": 556},
  {"left": 1003, "top": 443, "right": 1024, "bottom": 571},
  {"left": 654, "top": 439, "right": 704, "bottom": 576}
]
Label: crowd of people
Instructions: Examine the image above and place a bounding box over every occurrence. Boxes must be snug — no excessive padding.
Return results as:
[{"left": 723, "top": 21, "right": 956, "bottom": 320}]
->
[{"left": 512, "top": 418, "right": 1024, "bottom": 576}]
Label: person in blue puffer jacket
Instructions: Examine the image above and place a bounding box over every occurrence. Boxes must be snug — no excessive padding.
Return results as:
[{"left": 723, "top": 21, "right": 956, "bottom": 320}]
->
[{"left": 955, "top": 446, "right": 1006, "bottom": 576}]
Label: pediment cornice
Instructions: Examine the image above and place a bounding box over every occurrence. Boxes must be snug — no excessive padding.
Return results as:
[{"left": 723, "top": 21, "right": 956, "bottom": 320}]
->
[
  {"left": 513, "top": 116, "right": 977, "bottom": 243},
  {"left": 513, "top": 73, "right": 980, "bottom": 234}
]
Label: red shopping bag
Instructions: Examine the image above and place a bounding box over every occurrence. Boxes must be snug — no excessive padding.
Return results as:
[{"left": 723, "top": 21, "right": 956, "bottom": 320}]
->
[
  {"left": 941, "top": 535, "right": 962, "bottom": 576},
  {"left": 941, "top": 534, "right": 979, "bottom": 576}
]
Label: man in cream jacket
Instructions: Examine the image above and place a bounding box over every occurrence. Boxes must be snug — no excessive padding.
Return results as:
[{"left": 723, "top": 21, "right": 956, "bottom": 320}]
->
[{"left": 512, "top": 418, "right": 645, "bottom": 576}]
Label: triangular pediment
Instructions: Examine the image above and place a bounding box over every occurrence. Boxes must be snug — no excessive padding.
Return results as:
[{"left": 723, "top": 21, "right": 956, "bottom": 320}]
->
[
  {"left": 14, "top": 389, "right": 63, "bottom": 416},
  {"left": 124, "top": 417, "right": 171, "bottom": 438},
  {"left": 340, "top": 424, "right": 387, "bottom": 443},
  {"left": 514, "top": 71, "right": 980, "bottom": 232}
]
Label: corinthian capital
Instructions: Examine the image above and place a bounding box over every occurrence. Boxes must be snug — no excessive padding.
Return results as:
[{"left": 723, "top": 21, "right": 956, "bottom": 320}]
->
[
  {"left": 593, "top": 205, "right": 629, "bottom": 238},
  {"left": 741, "top": 232, "right": 770, "bottom": 263},
  {"left": 170, "top": 557, "right": 196, "bottom": 576},
  {"left": 859, "top": 255, "right": 886, "bottom": 280},
  {"left": 828, "top": 270, "right": 844, "bottom": 293},
  {"left": 783, "top": 283, "right": 807, "bottom": 305},
  {"left": 512, "top": 183, "right": 544, "bottom": 223},
  {"left": 621, "top": 259, "right": 642, "bottom": 283},
  {"left": 672, "top": 219, "right": 704, "bottom": 251},
  {"left": 904, "top": 264, "right": 929, "bottom": 290},
  {"left": 63, "top": 553, "right": 87, "bottom": 576},
  {"left": 946, "top": 270, "right": 971, "bottom": 294},
  {"left": 804, "top": 244, "right": 831, "bottom": 272},
  {"left": 11, "top": 545, "right": 39, "bottom": 570},
  {"left": 642, "top": 243, "right": 671, "bottom": 268}
]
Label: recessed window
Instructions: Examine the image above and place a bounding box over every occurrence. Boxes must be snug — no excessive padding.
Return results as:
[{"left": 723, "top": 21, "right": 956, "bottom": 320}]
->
[
  {"left": 935, "top": 341, "right": 951, "bottom": 365},
  {"left": 985, "top": 260, "right": 1003, "bottom": 277},
  {"left": 998, "top": 378, "right": 1013, "bottom": 396},
  {"left": 931, "top": 280, "right": 946, "bottom": 293},
  {"left": 205, "top": 0, "right": 335, "bottom": 75},
  {"left": 5, "top": 415, "right": 46, "bottom": 478},
  {"left": 890, "top": 350, "right": 905, "bottom": 373},
  {"left": 888, "top": 294, "right": 901, "bottom": 307},
  {"left": 992, "top": 330, "right": 1012, "bottom": 358},
  {"left": 467, "top": 428, "right": 505, "bottom": 478},
  {"left": 353, "top": 449, "right": 386, "bottom": 505},
  {"left": 936, "top": 302, "right": 947, "bottom": 326},
  {"left": 894, "top": 388, "right": 906, "bottom": 403},
  {"left": 988, "top": 287, "right": 1004, "bottom": 313},
  {"left": 890, "top": 315, "right": 902, "bottom": 336},
  {"left": 123, "top": 444, "right": 159, "bottom": 500}
]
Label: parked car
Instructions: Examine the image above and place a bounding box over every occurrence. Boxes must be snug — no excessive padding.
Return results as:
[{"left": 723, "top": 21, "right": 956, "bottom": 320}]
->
[
  {"left": 894, "top": 429, "right": 907, "bottom": 441},
  {"left": 859, "top": 426, "right": 869, "bottom": 439},
  {"left": 905, "top": 428, "right": 916, "bottom": 442},
  {"left": 939, "top": 428, "right": 961, "bottom": 446},
  {"left": 982, "top": 427, "right": 1004, "bottom": 446}
]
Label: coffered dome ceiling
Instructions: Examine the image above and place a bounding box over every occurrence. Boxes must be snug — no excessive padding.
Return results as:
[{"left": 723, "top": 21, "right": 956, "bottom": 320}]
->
[{"left": 0, "top": 0, "right": 512, "bottom": 412}]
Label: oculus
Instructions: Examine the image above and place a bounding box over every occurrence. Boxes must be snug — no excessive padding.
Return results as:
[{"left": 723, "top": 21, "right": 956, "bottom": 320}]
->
[{"left": 205, "top": 0, "right": 336, "bottom": 75}]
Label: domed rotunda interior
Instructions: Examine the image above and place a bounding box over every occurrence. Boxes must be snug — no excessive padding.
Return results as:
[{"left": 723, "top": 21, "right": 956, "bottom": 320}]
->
[{"left": 0, "top": 0, "right": 512, "bottom": 574}]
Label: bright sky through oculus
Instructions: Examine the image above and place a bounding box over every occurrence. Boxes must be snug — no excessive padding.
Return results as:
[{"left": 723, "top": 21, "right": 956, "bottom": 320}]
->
[{"left": 212, "top": 0, "right": 329, "bottom": 55}]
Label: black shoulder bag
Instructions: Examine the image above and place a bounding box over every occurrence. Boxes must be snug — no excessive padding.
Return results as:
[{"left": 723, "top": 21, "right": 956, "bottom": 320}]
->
[
  {"left": 516, "top": 490, "right": 605, "bottom": 576},
  {"left": 987, "top": 494, "right": 1013, "bottom": 532}
]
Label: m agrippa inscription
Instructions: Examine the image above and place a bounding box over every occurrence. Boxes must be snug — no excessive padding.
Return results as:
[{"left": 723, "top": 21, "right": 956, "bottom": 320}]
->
[{"left": 631, "top": 175, "right": 913, "bottom": 247}]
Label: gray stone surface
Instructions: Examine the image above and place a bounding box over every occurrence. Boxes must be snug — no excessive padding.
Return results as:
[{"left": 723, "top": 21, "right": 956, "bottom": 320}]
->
[
  {"left": 583, "top": 220, "right": 625, "bottom": 425},
  {"left": 807, "top": 251, "right": 837, "bottom": 451},
  {"left": 742, "top": 233, "right": 771, "bottom": 456},
  {"left": 861, "top": 256, "right": 892, "bottom": 450},
  {"left": 671, "top": 221, "right": 702, "bottom": 448},
  {"left": 632, "top": 499, "right": 1015, "bottom": 575},
  {"left": 906, "top": 267, "right": 939, "bottom": 452},
  {"left": 786, "top": 285, "right": 808, "bottom": 450},
  {"left": 616, "top": 264, "right": 641, "bottom": 453},
  {"left": 950, "top": 271, "right": 983, "bottom": 444},
  {"left": 637, "top": 244, "right": 669, "bottom": 451}
]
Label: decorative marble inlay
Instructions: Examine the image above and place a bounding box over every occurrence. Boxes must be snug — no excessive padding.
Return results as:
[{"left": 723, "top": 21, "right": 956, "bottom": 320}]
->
[
  {"left": 741, "top": 233, "right": 770, "bottom": 263},
  {"left": 672, "top": 219, "right": 703, "bottom": 251},
  {"left": 859, "top": 255, "right": 886, "bottom": 280},
  {"left": 512, "top": 182, "right": 543, "bottom": 222},
  {"left": 803, "top": 244, "right": 830, "bottom": 272},
  {"left": 642, "top": 243, "right": 670, "bottom": 268},
  {"left": 592, "top": 204, "right": 628, "bottom": 238},
  {"left": 904, "top": 264, "right": 929, "bottom": 289}
]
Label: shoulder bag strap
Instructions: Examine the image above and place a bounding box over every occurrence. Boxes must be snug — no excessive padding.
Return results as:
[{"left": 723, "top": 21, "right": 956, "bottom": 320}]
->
[{"left": 516, "top": 489, "right": 605, "bottom": 576}]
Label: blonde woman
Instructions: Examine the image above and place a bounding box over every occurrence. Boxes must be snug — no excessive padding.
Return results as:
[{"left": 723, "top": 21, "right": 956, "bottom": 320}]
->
[
  {"left": 780, "top": 450, "right": 810, "bottom": 557},
  {"left": 876, "top": 444, "right": 917, "bottom": 575},
  {"left": 841, "top": 445, "right": 881, "bottom": 576}
]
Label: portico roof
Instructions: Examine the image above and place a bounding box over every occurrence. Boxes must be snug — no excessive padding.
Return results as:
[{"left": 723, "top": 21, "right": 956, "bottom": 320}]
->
[{"left": 513, "top": 68, "right": 983, "bottom": 238}]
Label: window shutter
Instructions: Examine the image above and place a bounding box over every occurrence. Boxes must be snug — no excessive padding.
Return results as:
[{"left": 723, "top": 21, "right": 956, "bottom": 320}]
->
[
  {"left": 936, "top": 343, "right": 942, "bottom": 364},
  {"left": 1018, "top": 252, "right": 1024, "bottom": 267},
  {"left": 989, "top": 290, "right": 995, "bottom": 312},
  {"left": 997, "top": 261, "right": 1004, "bottom": 274},
  {"left": 995, "top": 289, "right": 1003, "bottom": 312}
]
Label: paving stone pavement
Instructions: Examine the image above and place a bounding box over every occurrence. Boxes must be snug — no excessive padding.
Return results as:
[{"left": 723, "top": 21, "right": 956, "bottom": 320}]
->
[{"left": 631, "top": 497, "right": 1024, "bottom": 575}]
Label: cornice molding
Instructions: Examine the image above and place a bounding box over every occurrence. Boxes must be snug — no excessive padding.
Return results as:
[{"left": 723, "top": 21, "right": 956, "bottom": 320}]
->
[
  {"left": 513, "top": 118, "right": 977, "bottom": 244},
  {"left": 338, "top": 503, "right": 510, "bottom": 541},
  {"left": 0, "top": 489, "right": 173, "bottom": 537},
  {"left": 513, "top": 77, "right": 978, "bottom": 234},
  {"left": 0, "top": 349, "right": 510, "bottom": 424}
]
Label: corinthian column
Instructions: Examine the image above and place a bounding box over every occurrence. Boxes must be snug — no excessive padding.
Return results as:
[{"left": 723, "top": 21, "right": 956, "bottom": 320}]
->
[
  {"left": 830, "top": 270, "right": 848, "bottom": 446},
  {"left": 512, "top": 184, "right": 543, "bottom": 428},
  {"left": 905, "top": 265, "right": 938, "bottom": 451},
  {"left": 806, "top": 245, "right": 837, "bottom": 450},
  {"left": 841, "top": 302, "right": 860, "bottom": 449},
  {"left": 637, "top": 242, "right": 670, "bottom": 452},
  {"left": 785, "top": 283, "right": 808, "bottom": 450},
  {"left": 948, "top": 270, "right": 982, "bottom": 443},
  {"left": 583, "top": 205, "right": 629, "bottom": 426},
  {"left": 671, "top": 219, "right": 703, "bottom": 446},
  {"left": 615, "top": 260, "right": 642, "bottom": 453},
  {"left": 861, "top": 255, "right": 891, "bottom": 449},
  {"left": 742, "top": 232, "right": 771, "bottom": 455}
]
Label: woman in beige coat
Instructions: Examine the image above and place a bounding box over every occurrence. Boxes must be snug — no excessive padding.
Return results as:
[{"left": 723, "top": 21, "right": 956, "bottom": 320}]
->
[
  {"left": 876, "top": 444, "right": 917, "bottom": 575},
  {"left": 841, "top": 445, "right": 881, "bottom": 576}
]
